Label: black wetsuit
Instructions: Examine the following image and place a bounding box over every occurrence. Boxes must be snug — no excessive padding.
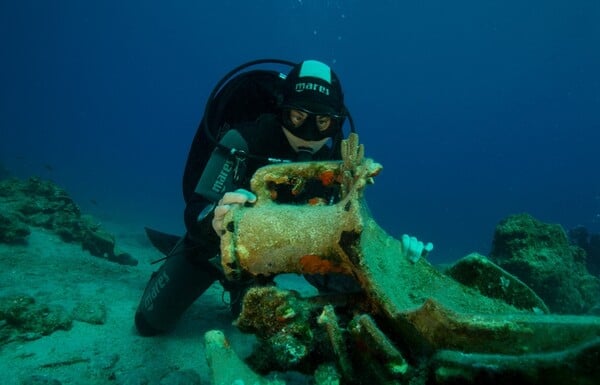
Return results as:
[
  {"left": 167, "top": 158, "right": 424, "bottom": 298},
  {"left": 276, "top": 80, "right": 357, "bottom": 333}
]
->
[
  {"left": 135, "top": 113, "right": 339, "bottom": 336},
  {"left": 183, "top": 113, "right": 338, "bottom": 240}
]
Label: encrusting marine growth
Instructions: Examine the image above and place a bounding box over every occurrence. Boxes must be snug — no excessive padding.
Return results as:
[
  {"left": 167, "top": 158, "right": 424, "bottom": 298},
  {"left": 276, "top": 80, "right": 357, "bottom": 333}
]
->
[{"left": 205, "top": 133, "right": 600, "bottom": 385}]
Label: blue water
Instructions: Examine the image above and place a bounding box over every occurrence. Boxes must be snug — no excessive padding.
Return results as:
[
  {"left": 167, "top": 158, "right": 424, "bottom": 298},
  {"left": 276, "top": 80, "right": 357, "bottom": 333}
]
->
[{"left": 1, "top": 1, "right": 599, "bottom": 263}]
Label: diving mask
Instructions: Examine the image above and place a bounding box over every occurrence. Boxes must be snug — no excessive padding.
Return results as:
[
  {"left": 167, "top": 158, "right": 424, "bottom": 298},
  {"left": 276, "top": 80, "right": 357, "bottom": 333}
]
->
[{"left": 282, "top": 108, "right": 342, "bottom": 141}]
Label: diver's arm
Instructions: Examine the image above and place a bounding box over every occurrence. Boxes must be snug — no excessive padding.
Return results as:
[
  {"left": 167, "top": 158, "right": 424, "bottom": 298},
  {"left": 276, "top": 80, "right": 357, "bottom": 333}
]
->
[
  {"left": 185, "top": 129, "right": 250, "bottom": 242},
  {"left": 211, "top": 189, "right": 256, "bottom": 236},
  {"left": 184, "top": 196, "right": 218, "bottom": 244}
]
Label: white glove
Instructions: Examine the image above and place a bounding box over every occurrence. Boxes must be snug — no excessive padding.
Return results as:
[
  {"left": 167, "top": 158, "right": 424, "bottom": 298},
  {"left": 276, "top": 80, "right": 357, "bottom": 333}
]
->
[
  {"left": 401, "top": 234, "right": 434, "bottom": 263},
  {"left": 212, "top": 188, "right": 257, "bottom": 236}
]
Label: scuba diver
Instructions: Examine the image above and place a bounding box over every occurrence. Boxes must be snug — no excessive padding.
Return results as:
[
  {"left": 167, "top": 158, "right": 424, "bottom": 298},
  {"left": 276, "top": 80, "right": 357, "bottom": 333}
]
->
[{"left": 134, "top": 59, "right": 432, "bottom": 336}]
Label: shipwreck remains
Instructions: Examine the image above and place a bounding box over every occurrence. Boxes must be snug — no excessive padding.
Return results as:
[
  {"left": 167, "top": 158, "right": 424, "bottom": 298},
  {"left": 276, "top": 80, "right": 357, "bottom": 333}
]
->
[{"left": 205, "top": 133, "right": 600, "bottom": 385}]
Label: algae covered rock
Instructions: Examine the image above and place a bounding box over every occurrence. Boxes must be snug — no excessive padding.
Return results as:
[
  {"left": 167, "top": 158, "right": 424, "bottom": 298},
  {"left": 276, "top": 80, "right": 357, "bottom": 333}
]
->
[
  {"left": 0, "top": 211, "right": 30, "bottom": 243},
  {"left": 81, "top": 227, "right": 116, "bottom": 259},
  {"left": 569, "top": 225, "right": 600, "bottom": 277},
  {"left": 0, "top": 294, "right": 73, "bottom": 344},
  {"left": 489, "top": 213, "right": 600, "bottom": 314},
  {"left": 0, "top": 177, "right": 137, "bottom": 266},
  {"left": 71, "top": 301, "right": 107, "bottom": 325}
]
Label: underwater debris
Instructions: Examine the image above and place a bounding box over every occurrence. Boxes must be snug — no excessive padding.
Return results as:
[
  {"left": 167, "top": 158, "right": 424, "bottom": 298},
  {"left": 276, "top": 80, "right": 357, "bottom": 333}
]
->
[
  {"left": 0, "top": 294, "right": 73, "bottom": 344},
  {"left": 490, "top": 213, "right": 600, "bottom": 314},
  {"left": 207, "top": 134, "right": 600, "bottom": 384},
  {"left": 446, "top": 252, "right": 549, "bottom": 313},
  {"left": 204, "top": 329, "right": 285, "bottom": 385}
]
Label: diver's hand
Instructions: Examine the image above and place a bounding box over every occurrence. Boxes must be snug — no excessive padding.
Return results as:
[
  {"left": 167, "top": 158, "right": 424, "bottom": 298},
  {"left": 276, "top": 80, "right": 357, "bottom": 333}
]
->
[
  {"left": 401, "top": 234, "right": 434, "bottom": 263},
  {"left": 212, "top": 189, "right": 257, "bottom": 236}
]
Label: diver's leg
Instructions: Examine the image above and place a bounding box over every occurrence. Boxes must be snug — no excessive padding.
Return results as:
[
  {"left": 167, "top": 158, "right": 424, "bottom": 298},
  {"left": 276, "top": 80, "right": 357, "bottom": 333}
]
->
[{"left": 134, "top": 236, "right": 221, "bottom": 336}]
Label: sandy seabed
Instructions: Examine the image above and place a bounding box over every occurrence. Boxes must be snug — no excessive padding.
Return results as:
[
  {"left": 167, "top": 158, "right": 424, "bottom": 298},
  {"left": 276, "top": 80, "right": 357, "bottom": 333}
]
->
[{"left": 0, "top": 221, "right": 315, "bottom": 385}]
